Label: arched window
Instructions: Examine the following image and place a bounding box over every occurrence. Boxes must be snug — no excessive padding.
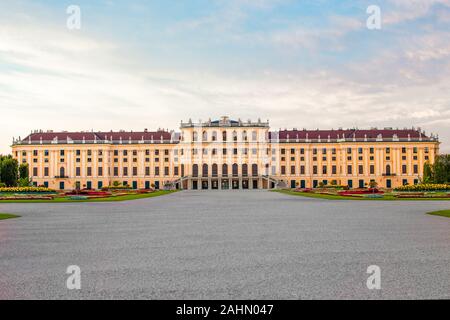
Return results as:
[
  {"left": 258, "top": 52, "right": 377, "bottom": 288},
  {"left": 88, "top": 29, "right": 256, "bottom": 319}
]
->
[
  {"left": 212, "top": 164, "right": 218, "bottom": 177},
  {"left": 252, "top": 164, "right": 258, "bottom": 176},
  {"left": 386, "top": 164, "right": 391, "bottom": 175},
  {"left": 212, "top": 131, "right": 217, "bottom": 141},
  {"left": 222, "top": 164, "right": 228, "bottom": 176},
  {"left": 202, "top": 131, "right": 208, "bottom": 141},
  {"left": 233, "top": 130, "right": 238, "bottom": 142},
  {"left": 242, "top": 164, "right": 248, "bottom": 176},
  {"left": 192, "top": 132, "right": 198, "bottom": 142},
  {"left": 232, "top": 163, "right": 238, "bottom": 176},
  {"left": 222, "top": 131, "right": 227, "bottom": 142},
  {"left": 252, "top": 131, "right": 257, "bottom": 141},
  {"left": 60, "top": 167, "right": 65, "bottom": 177},
  {"left": 192, "top": 164, "right": 198, "bottom": 177},
  {"left": 202, "top": 164, "right": 208, "bottom": 176},
  {"left": 242, "top": 130, "right": 248, "bottom": 141}
]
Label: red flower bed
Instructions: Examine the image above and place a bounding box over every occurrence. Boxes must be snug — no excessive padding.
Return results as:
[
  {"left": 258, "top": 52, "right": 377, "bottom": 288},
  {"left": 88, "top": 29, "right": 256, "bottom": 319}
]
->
[
  {"left": 294, "top": 188, "right": 313, "bottom": 193},
  {"left": 338, "top": 188, "right": 383, "bottom": 196}
]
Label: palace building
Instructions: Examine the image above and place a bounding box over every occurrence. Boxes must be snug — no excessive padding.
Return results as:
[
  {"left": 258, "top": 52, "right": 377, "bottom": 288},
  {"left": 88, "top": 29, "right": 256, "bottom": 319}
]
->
[{"left": 11, "top": 116, "right": 440, "bottom": 190}]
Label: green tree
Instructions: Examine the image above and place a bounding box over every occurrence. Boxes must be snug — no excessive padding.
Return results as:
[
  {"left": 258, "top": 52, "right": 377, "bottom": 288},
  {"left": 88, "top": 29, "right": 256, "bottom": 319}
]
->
[
  {"left": 0, "top": 156, "right": 19, "bottom": 187},
  {"left": 423, "top": 162, "right": 433, "bottom": 183},
  {"left": 19, "top": 163, "right": 29, "bottom": 179},
  {"left": 433, "top": 155, "right": 450, "bottom": 183}
]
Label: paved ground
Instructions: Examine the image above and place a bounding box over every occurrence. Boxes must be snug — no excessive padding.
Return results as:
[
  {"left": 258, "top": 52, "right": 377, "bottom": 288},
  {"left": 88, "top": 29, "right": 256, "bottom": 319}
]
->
[{"left": 0, "top": 191, "right": 449, "bottom": 300}]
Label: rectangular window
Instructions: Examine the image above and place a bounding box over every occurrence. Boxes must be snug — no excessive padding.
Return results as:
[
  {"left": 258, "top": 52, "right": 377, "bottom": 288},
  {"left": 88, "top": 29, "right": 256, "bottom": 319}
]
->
[
  {"left": 87, "top": 167, "right": 92, "bottom": 176},
  {"left": 145, "top": 167, "right": 150, "bottom": 176},
  {"left": 332, "top": 165, "right": 337, "bottom": 175},
  {"left": 113, "top": 167, "right": 118, "bottom": 176},
  {"left": 98, "top": 167, "right": 103, "bottom": 176},
  {"left": 413, "top": 164, "right": 418, "bottom": 174},
  {"left": 313, "top": 166, "right": 318, "bottom": 175},
  {"left": 123, "top": 167, "right": 128, "bottom": 176},
  {"left": 155, "top": 167, "right": 160, "bottom": 176},
  {"left": 358, "top": 165, "right": 363, "bottom": 175},
  {"left": 370, "top": 165, "right": 375, "bottom": 175},
  {"left": 402, "top": 165, "right": 407, "bottom": 174},
  {"left": 281, "top": 166, "right": 286, "bottom": 175},
  {"left": 44, "top": 167, "right": 49, "bottom": 177},
  {"left": 164, "top": 167, "right": 169, "bottom": 176},
  {"left": 133, "top": 167, "right": 138, "bottom": 176},
  {"left": 322, "top": 166, "right": 327, "bottom": 175},
  {"left": 347, "top": 165, "right": 352, "bottom": 175},
  {"left": 174, "top": 167, "right": 179, "bottom": 176},
  {"left": 300, "top": 166, "right": 305, "bottom": 175},
  {"left": 76, "top": 167, "right": 81, "bottom": 176},
  {"left": 33, "top": 167, "right": 38, "bottom": 177},
  {"left": 291, "top": 166, "right": 295, "bottom": 175}
]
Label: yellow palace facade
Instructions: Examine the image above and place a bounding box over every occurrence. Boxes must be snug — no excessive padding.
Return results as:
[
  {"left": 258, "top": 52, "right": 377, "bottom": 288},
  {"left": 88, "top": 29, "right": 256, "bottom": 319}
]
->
[{"left": 11, "top": 116, "right": 440, "bottom": 190}]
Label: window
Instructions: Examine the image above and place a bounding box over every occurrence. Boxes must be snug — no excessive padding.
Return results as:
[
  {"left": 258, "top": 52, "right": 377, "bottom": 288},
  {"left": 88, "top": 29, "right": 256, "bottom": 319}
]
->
[
  {"left": 313, "top": 166, "right": 318, "bottom": 175},
  {"left": 322, "top": 166, "right": 327, "bottom": 175},
  {"left": 222, "top": 131, "right": 227, "bottom": 141},
  {"left": 358, "top": 165, "right": 363, "bottom": 175},
  {"left": 369, "top": 148, "right": 374, "bottom": 154},
  {"left": 252, "top": 164, "right": 258, "bottom": 176},
  {"left": 87, "top": 167, "right": 92, "bottom": 176},
  {"left": 192, "top": 164, "right": 198, "bottom": 177},
  {"left": 347, "top": 165, "right": 352, "bottom": 175},
  {"left": 252, "top": 131, "right": 257, "bottom": 141},
  {"left": 60, "top": 150, "right": 65, "bottom": 156},
  {"left": 123, "top": 150, "right": 128, "bottom": 156},
  {"left": 242, "top": 164, "right": 248, "bottom": 176},
  {"left": 212, "top": 131, "right": 217, "bottom": 141},
  {"left": 98, "top": 167, "right": 103, "bottom": 176},
  {"left": 113, "top": 167, "right": 119, "bottom": 176},
  {"left": 385, "top": 165, "right": 391, "bottom": 175},
  {"left": 332, "top": 165, "right": 337, "bottom": 175},
  {"left": 413, "top": 164, "right": 418, "bottom": 174},
  {"left": 133, "top": 167, "right": 138, "bottom": 176},
  {"left": 33, "top": 167, "right": 38, "bottom": 177},
  {"left": 76, "top": 167, "right": 81, "bottom": 176},
  {"left": 33, "top": 150, "right": 38, "bottom": 156},
  {"left": 347, "top": 148, "right": 352, "bottom": 154},
  {"left": 402, "top": 147, "right": 406, "bottom": 154},
  {"left": 44, "top": 167, "right": 49, "bottom": 177},
  {"left": 202, "top": 131, "right": 208, "bottom": 141},
  {"left": 59, "top": 167, "right": 65, "bottom": 177},
  {"left": 386, "top": 147, "right": 391, "bottom": 154},
  {"left": 300, "top": 148, "right": 305, "bottom": 155},
  {"left": 242, "top": 131, "right": 248, "bottom": 141},
  {"left": 174, "top": 166, "right": 179, "bottom": 176},
  {"left": 145, "top": 167, "right": 150, "bottom": 176},
  {"left": 222, "top": 164, "right": 228, "bottom": 176},
  {"left": 358, "top": 147, "right": 363, "bottom": 154},
  {"left": 322, "top": 148, "right": 327, "bottom": 155},
  {"left": 155, "top": 167, "right": 160, "bottom": 176},
  {"left": 402, "top": 165, "right": 407, "bottom": 174},
  {"left": 291, "top": 166, "right": 296, "bottom": 175},
  {"left": 300, "top": 166, "right": 305, "bottom": 175},
  {"left": 370, "top": 165, "right": 375, "bottom": 175},
  {"left": 164, "top": 167, "right": 169, "bottom": 176},
  {"left": 123, "top": 167, "right": 128, "bottom": 176},
  {"left": 232, "top": 164, "right": 238, "bottom": 176},
  {"left": 202, "top": 164, "right": 208, "bottom": 176},
  {"left": 281, "top": 166, "right": 286, "bottom": 175}
]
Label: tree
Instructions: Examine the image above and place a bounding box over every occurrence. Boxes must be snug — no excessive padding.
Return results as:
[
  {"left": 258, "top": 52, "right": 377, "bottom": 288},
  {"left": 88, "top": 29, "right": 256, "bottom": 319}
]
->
[
  {"left": 0, "top": 156, "right": 19, "bottom": 187},
  {"left": 423, "top": 162, "right": 433, "bottom": 183},
  {"left": 19, "top": 163, "right": 29, "bottom": 179},
  {"left": 433, "top": 155, "right": 450, "bottom": 184}
]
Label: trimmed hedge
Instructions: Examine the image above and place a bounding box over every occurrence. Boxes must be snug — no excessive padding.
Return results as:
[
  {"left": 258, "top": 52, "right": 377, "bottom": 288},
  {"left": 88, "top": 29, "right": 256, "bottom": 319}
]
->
[
  {"left": 394, "top": 184, "right": 450, "bottom": 192},
  {"left": 0, "top": 187, "right": 56, "bottom": 193}
]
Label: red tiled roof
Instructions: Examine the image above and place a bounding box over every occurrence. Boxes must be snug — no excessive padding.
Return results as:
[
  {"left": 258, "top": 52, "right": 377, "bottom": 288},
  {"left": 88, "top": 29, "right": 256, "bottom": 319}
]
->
[
  {"left": 22, "top": 131, "right": 173, "bottom": 143},
  {"left": 273, "top": 129, "right": 430, "bottom": 140}
]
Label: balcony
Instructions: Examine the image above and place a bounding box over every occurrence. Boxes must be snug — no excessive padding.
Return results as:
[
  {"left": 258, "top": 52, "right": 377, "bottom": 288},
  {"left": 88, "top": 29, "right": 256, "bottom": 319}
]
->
[
  {"left": 54, "top": 175, "right": 69, "bottom": 179},
  {"left": 382, "top": 173, "right": 397, "bottom": 177}
]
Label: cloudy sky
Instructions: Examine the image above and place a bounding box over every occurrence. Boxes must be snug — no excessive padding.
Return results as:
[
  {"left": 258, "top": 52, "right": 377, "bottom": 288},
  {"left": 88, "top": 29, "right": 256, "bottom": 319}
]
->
[{"left": 0, "top": 0, "right": 449, "bottom": 154}]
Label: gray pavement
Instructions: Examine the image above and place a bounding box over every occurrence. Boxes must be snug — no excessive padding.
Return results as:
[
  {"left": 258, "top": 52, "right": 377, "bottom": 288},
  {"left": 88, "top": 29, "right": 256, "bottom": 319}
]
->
[{"left": 0, "top": 190, "right": 449, "bottom": 300}]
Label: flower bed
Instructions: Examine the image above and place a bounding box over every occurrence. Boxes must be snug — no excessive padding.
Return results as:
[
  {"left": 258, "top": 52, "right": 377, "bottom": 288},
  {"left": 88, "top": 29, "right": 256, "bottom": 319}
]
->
[
  {"left": 0, "top": 187, "right": 56, "bottom": 194},
  {"left": 394, "top": 184, "right": 450, "bottom": 192},
  {"left": 101, "top": 186, "right": 132, "bottom": 191},
  {"left": 0, "top": 195, "right": 54, "bottom": 200},
  {"left": 338, "top": 188, "right": 383, "bottom": 196}
]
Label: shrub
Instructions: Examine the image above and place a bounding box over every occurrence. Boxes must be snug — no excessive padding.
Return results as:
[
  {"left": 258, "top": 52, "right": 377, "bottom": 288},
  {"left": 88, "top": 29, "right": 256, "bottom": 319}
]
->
[
  {"left": 0, "top": 187, "right": 56, "bottom": 193},
  {"left": 394, "top": 184, "right": 450, "bottom": 192}
]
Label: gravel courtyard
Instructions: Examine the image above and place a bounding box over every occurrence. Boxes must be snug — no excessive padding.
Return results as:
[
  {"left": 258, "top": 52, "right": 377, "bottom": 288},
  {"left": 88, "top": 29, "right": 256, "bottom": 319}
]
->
[{"left": 0, "top": 191, "right": 449, "bottom": 300}]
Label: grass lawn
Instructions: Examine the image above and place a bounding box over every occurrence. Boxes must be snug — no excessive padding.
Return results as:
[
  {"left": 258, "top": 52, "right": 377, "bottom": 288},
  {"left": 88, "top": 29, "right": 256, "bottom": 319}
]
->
[
  {"left": 0, "top": 190, "right": 176, "bottom": 203},
  {"left": 275, "top": 189, "right": 450, "bottom": 201},
  {"left": 427, "top": 210, "right": 450, "bottom": 218},
  {"left": 0, "top": 213, "right": 20, "bottom": 220}
]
